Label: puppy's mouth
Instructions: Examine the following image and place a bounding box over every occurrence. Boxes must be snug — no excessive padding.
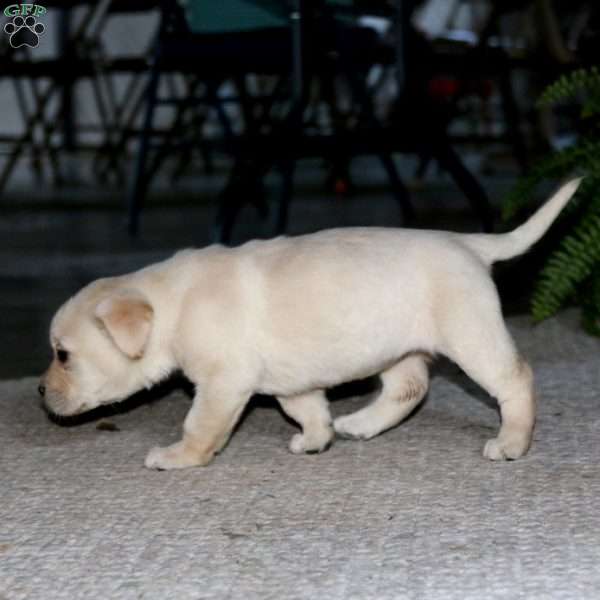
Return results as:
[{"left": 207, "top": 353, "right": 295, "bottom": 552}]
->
[{"left": 42, "top": 397, "right": 90, "bottom": 419}]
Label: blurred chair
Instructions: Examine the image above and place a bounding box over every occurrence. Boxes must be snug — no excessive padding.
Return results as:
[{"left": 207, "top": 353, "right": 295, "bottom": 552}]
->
[
  {"left": 77, "top": 0, "right": 162, "bottom": 186},
  {"left": 410, "top": 0, "right": 534, "bottom": 176},
  {"left": 0, "top": 0, "right": 111, "bottom": 192},
  {"left": 323, "top": 0, "right": 497, "bottom": 232},
  {"left": 127, "top": 0, "right": 416, "bottom": 241},
  {"left": 0, "top": 0, "right": 159, "bottom": 192}
]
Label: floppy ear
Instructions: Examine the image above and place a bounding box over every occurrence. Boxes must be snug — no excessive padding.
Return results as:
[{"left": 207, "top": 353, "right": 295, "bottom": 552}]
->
[{"left": 94, "top": 290, "right": 154, "bottom": 359}]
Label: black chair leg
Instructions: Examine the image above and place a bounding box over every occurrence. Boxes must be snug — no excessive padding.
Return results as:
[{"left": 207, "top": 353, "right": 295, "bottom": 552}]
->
[
  {"left": 378, "top": 153, "right": 415, "bottom": 224},
  {"left": 415, "top": 153, "right": 431, "bottom": 180},
  {"left": 128, "top": 65, "right": 160, "bottom": 236},
  {"left": 432, "top": 135, "right": 494, "bottom": 232},
  {"left": 498, "top": 71, "right": 528, "bottom": 174},
  {"left": 277, "top": 158, "right": 296, "bottom": 234},
  {"left": 213, "top": 165, "right": 250, "bottom": 245},
  {"left": 343, "top": 67, "right": 415, "bottom": 224},
  {"left": 213, "top": 190, "right": 240, "bottom": 244},
  {"left": 213, "top": 158, "right": 272, "bottom": 244}
]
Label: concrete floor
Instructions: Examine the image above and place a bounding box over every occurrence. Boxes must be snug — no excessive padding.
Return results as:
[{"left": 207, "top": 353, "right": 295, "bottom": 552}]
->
[{"left": 1, "top": 153, "right": 522, "bottom": 379}]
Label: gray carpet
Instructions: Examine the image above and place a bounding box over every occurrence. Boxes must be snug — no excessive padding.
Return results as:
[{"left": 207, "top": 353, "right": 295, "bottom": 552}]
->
[{"left": 2, "top": 311, "right": 599, "bottom": 599}]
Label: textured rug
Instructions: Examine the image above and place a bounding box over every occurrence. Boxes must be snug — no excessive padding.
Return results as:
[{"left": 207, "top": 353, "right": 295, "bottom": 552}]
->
[{"left": 1, "top": 311, "right": 599, "bottom": 600}]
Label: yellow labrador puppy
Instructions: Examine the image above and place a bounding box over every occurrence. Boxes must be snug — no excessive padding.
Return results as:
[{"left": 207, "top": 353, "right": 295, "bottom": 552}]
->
[{"left": 40, "top": 179, "right": 581, "bottom": 470}]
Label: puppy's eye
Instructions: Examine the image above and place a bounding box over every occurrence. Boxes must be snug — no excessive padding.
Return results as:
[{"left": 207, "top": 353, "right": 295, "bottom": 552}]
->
[{"left": 57, "top": 349, "right": 69, "bottom": 364}]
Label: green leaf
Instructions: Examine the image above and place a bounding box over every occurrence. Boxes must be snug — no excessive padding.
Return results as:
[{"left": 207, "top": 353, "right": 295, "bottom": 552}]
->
[
  {"left": 531, "top": 211, "right": 600, "bottom": 321},
  {"left": 538, "top": 66, "right": 600, "bottom": 107},
  {"left": 502, "top": 65, "right": 600, "bottom": 335}
]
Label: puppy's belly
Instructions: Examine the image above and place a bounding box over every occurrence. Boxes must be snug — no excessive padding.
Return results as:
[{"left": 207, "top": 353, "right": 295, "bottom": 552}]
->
[
  {"left": 254, "top": 303, "right": 435, "bottom": 397},
  {"left": 256, "top": 342, "right": 412, "bottom": 397}
]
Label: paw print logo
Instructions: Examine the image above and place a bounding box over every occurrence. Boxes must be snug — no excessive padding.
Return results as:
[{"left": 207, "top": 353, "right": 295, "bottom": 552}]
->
[{"left": 4, "top": 15, "right": 45, "bottom": 48}]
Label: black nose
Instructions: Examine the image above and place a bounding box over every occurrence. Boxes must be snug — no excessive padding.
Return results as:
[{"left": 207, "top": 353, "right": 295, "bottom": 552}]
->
[{"left": 38, "top": 384, "right": 46, "bottom": 397}]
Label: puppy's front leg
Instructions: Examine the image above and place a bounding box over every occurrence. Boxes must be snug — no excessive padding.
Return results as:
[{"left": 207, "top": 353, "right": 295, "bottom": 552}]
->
[{"left": 145, "top": 380, "right": 249, "bottom": 470}]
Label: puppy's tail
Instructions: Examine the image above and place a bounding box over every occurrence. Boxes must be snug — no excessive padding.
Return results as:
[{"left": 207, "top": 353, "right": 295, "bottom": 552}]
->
[{"left": 461, "top": 177, "right": 583, "bottom": 265}]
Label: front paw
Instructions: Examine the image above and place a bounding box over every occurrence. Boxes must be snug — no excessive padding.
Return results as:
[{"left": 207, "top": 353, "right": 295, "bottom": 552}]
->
[
  {"left": 144, "top": 441, "right": 213, "bottom": 470},
  {"left": 483, "top": 432, "right": 531, "bottom": 461}
]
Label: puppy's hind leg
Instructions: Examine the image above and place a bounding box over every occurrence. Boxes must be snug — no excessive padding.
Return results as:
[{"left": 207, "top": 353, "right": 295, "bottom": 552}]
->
[
  {"left": 145, "top": 378, "right": 250, "bottom": 470},
  {"left": 278, "top": 390, "right": 334, "bottom": 454},
  {"left": 442, "top": 306, "right": 535, "bottom": 461},
  {"left": 334, "top": 353, "right": 429, "bottom": 440}
]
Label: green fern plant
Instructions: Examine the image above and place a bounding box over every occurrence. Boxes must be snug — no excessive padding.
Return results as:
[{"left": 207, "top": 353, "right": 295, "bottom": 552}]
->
[{"left": 502, "top": 67, "right": 600, "bottom": 335}]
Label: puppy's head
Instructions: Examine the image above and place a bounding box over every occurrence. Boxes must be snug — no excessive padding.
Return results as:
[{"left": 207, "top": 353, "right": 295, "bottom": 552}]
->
[{"left": 40, "top": 279, "right": 154, "bottom": 417}]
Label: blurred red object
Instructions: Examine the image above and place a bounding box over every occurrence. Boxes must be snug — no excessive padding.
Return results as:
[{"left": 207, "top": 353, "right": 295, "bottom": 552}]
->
[
  {"left": 334, "top": 178, "right": 349, "bottom": 197},
  {"left": 428, "top": 76, "right": 460, "bottom": 100}
]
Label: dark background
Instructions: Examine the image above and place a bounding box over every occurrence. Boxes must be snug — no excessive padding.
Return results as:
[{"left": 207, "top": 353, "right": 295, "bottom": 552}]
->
[{"left": 1, "top": 0, "right": 597, "bottom": 378}]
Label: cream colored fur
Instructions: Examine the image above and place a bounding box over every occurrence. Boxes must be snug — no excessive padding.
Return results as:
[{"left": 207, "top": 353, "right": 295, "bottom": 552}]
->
[{"left": 40, "top": 178, "right": 582, "bottom": 469}]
